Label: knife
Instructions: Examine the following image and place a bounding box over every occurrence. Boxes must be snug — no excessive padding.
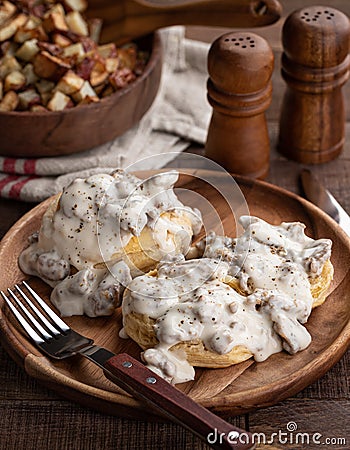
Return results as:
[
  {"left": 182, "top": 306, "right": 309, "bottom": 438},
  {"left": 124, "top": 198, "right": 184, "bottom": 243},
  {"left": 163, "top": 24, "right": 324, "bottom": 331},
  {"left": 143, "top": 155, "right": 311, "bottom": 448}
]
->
[
  {"left": 300, "top": 169, "right": 350, "bottom": 236},
  {"left": 2, "top": 279, "right": 255, "bottom": 450}
]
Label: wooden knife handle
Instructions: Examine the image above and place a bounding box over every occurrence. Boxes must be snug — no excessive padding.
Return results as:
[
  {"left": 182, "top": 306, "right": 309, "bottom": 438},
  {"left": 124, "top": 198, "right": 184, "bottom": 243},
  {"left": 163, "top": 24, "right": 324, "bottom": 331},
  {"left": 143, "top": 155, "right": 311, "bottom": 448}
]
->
[
  {"left": 104, "top": 353, "right": 254, "bottom": 450},
  {"left": 87, "top": 0, "right": 282, "bottom": 45}
]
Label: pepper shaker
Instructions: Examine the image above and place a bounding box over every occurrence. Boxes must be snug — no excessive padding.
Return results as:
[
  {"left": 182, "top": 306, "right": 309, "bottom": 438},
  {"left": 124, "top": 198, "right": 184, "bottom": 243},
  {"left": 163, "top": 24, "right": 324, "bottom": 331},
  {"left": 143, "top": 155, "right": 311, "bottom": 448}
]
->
[
  {"left": 205, "top": 32, "right": 274, "bottom": 179},
  {"left": 278, "top": 7, "right": 350, "bottom": 164}
]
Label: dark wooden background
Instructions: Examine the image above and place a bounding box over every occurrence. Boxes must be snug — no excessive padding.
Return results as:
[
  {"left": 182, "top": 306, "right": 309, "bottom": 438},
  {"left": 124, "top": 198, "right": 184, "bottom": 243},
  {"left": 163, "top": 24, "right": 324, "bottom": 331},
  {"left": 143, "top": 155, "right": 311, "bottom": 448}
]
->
[{"left": 1, "top": 0, "right": 349, "bottom": 448}]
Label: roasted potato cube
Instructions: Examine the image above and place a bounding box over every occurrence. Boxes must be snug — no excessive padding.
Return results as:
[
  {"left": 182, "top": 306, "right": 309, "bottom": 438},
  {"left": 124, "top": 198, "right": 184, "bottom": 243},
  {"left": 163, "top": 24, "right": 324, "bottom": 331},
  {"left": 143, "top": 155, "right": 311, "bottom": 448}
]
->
[
  {"left": 0, "top": 13, "right": 27, "bottom": 42},
  {"left": 0, "top": 79, "right": 3, "bottom": 100},
  {"left": 105, "top": 57, "right": 119, "bottom": 73},
  {"left": 4, "top": 69, "right": 26, "bottom": 91},
  {"left": 88, "top": 17, "right": 102, "bottom": 43},
  {"left": 56, "top": 69, "right": 84, "bottom": 95},
  {"left": 44, "top": 3, "right": 66, "bottom": 19},
  {"left": 63, "top": 0, "right": 88, "bottom": 13},
  {"left": 72, "top": 80, "right": 97, "bottom": 102},
  {"left": 97, "top": 43, "right": 116, "bottom": 59},
  {"left": 62, "top": 42, "right": 84, "bottom": 60},
  {"left": 36, "top": 78, "right": 55, "bottom": 94},
  {"left": 30, "top": 104, "right": 48, "bottom": 112},
  {"left": 0, "top": 40, "right": 18, "bottom": 56},
  {"left": 43, "top": 12, "right": 68, "bottom": 33},
  {"left": 0, "top": 90, "right": 18, "bottom": 111},
  {"left": 47, "top": 90, "right": 72, "bottom": 111},
  {"left": 13, "top": 28, "right": 32, "bottom": 43},
  {"left": 0, "top": 54, "right": 21, "bottom": 78},
  {"left": 22, "top": 63, "right": 39, "bottom": 85},
  {"left": 18, "top": 88, "right": 41, "bottom": 109},
  {"left": 90, "top": 71, "right": 108, "bottom": 87},
  {"left": 0, "top": 1, "right": 17, "bottom": 27},
  {"left": 15, "top": 38, "right": 39, "bottom": 61},
  {"left": 14, "top": 23, "right": 47, "bottom": 43},
  {"left": 52, "top": 32, "right": 72, "bottom": 48},
  {"left": 65, "top": 11, "right": 88, "bottom": 36},
  {"left": 90, "top": 60, "right": 108, "bottom": 87},
  {"left": 77, "top": 94, "right": 99, "bottom": 106},
  {"left": 33, "top": 51, "right": 70, "bottom": 81},
  {"left": 23, "top": 15, "right": 42, "bottom": 31},
  {"left": 118, "top": 45, "right": 137, "bottom": 70},
  {"left": 14, "top": 27, "right": 43, "bottom": 43}
]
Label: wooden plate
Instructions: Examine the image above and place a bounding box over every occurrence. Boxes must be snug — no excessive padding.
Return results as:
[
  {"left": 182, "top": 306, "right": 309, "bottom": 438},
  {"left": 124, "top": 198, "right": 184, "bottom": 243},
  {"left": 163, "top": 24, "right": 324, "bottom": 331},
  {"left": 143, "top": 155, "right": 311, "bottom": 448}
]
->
[{"left": 0, "top": 170, "right": 349, "bottom": 420}]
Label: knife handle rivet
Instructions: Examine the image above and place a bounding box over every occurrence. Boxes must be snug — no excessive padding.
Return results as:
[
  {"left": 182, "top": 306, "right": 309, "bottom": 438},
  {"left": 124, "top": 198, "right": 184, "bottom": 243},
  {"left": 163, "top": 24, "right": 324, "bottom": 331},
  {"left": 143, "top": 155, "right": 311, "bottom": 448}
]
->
[
  {"left": 146, "top": 377, "right": 157, "bottom": 384},
  {"left": 122, "top": 361, "right": 133, "bottom": 368}
]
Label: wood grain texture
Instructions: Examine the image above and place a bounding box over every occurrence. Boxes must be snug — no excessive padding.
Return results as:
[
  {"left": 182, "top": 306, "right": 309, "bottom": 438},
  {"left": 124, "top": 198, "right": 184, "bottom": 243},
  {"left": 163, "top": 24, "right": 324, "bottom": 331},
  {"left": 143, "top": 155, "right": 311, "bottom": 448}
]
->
[
  {"left": 0, "top": 33, "right": 162, "bottom": 158},
  {"left": 0, "top": 170, "right": 349, "bottom": 422},
  {"left": 205, "top": 32, "right": 274, "bottom": 179},
  {"left": 85, "top": 0, "right": 282, "bottom": 45},
  {"left": 0, "top": 1, "right": 349, "bottom": 448},
  {"left": 0, "top": 398, "right": 245, "bottom": 450},
  {"left": 248, "top": 398, "right": 349, "bottom": 449},
  {"left": 185, "top": 0, "right": 350, "bottom": 50},
  {"left": 278, "top": 6, "right": 350, "bottom": 164}
]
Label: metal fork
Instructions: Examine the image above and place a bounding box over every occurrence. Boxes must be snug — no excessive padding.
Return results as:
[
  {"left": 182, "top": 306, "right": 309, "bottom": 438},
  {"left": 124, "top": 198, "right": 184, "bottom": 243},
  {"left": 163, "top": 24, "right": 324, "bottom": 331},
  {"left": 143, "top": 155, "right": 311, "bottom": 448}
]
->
[{"left": 1, "top": 281, "right": 254, "bottom": 450}]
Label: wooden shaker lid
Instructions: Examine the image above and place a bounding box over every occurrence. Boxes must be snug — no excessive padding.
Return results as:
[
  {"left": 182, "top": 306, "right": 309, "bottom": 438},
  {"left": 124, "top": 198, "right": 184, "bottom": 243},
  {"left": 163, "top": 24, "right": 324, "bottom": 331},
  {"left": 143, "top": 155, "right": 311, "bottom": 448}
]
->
[
  {"left": 283, "top": 7, "right": 350, "bottom": 69},
  {"left": 208, "top": 32, "right": 274, "bottom": 95}
]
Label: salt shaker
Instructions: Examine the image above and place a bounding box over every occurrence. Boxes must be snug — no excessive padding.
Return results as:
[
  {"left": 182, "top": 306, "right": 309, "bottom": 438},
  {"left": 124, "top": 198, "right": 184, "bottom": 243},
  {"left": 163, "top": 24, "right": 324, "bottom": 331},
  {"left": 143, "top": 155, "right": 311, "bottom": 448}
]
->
[
  {"left": 205, "top": 32, "right": 274, "bottom": 179},
  {"left": 278, "top": 7, "right": 350, "bottom": 164}
]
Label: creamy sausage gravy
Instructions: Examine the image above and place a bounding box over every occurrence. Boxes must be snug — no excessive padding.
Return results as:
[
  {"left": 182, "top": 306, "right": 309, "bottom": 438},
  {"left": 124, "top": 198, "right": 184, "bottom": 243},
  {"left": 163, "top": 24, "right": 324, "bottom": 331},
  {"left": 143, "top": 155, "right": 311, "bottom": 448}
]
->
[
  {"left": 19, "top": 170, "right": 201, "bottom": 317},
  {"left": 121, "top": 216, "right": 332, "bottom": 384},
  {"left": 19, "top": 169, "right": 332, "bottom": 384}
]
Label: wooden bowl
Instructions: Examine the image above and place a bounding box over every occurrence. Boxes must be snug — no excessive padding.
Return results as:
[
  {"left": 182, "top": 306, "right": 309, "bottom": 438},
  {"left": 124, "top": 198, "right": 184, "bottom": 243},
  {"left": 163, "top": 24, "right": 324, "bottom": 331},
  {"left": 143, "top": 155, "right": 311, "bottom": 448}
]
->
[{"left": 0, "top": 32, "right": 162, "bottom": 158}]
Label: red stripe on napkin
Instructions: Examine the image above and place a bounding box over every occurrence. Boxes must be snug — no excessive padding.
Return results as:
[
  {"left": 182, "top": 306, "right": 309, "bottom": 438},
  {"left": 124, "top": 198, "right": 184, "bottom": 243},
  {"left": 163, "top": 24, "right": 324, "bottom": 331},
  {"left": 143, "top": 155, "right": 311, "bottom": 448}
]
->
[
  {"left": 0, "top": 175, "right": 20, "bottom": 193},
  {"left": 3, "top": 158, "right": 17, "bottom": 174},
  {"left": 9, "top": 176, "right": 38, "bottom": 199},
  {"left": 24, "top": 159, "right": 37, "bottom": 174}
]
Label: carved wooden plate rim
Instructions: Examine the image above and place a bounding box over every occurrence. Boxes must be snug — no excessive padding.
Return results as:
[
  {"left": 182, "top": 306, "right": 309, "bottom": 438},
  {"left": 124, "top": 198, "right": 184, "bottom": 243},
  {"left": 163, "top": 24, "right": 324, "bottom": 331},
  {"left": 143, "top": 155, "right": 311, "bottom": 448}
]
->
[{"left": 0, "top": 170, "right": 349, "bottom": 419}]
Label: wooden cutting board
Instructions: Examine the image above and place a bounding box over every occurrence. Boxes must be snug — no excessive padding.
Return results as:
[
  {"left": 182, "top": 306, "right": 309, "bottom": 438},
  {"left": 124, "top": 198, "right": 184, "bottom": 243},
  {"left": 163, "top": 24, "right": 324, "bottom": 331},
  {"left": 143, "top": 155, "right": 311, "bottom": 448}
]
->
[{"left": 0, "top": 170, "right": 349, "bottom": 420}]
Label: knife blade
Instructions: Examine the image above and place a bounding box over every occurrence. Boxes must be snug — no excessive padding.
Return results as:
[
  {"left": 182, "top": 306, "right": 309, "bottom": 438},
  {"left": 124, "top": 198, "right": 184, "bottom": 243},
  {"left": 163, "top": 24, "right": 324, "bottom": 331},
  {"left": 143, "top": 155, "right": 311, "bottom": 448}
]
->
[{"left": 300, "top": 169, "right": 350, "bottom": 236}]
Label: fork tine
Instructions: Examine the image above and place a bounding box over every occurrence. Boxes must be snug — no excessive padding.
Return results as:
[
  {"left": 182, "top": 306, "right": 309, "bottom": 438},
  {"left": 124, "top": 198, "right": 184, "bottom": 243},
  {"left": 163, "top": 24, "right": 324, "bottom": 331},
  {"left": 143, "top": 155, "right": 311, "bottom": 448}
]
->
[
  {"left": 7, "top": 288, "right": 52, "bottom": 340},
  {"left": 1, "top": 290, "right": 45, "bottom": 344},
  {"left": 15, "top": 284, "right": 61, "bottom": 336},
  {"left": 22, "top": 281, "right": 70, "bottom": 332}
]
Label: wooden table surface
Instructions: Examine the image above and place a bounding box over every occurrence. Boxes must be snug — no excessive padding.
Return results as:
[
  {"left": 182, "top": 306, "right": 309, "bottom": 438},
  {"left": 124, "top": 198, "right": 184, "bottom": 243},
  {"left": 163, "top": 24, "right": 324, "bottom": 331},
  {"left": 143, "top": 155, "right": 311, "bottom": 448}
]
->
[{"left": 1, "top": 1, "right": 349, "bottom": 449}]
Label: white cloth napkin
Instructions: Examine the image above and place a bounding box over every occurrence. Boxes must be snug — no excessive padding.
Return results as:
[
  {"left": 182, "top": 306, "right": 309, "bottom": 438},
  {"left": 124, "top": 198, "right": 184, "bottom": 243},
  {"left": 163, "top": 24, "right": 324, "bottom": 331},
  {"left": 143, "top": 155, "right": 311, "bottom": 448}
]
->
[{"left": 0, "top": 27, "right": 211, "bottom": 202}]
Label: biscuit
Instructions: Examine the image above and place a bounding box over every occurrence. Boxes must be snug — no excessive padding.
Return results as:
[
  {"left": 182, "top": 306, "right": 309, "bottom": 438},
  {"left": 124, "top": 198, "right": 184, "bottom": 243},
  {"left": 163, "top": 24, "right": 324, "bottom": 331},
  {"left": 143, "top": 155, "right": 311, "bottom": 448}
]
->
[
  {"left": 43, "top": 193, "right": 195, "bottom": 275},
  {"left": 123, "top": 258, "right": 333, "bottom": 368}
]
